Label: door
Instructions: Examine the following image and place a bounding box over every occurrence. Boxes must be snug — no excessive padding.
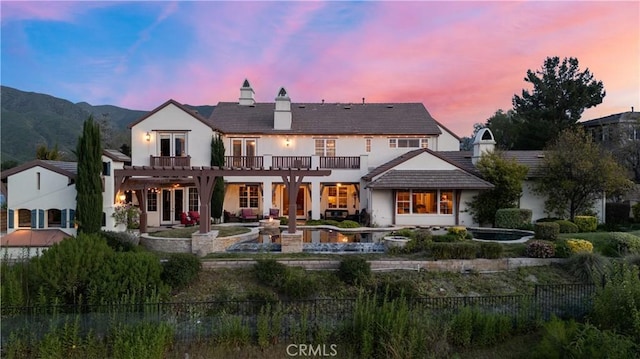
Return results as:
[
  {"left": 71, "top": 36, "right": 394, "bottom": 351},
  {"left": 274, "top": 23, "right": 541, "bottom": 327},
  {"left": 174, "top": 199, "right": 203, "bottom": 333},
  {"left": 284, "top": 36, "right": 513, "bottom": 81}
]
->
[
  {"left": 283, "top": 187, "right": 306, "bottom": 217},
  {"left": 161, "top": 189, "right": 184, "bottom": 224}
]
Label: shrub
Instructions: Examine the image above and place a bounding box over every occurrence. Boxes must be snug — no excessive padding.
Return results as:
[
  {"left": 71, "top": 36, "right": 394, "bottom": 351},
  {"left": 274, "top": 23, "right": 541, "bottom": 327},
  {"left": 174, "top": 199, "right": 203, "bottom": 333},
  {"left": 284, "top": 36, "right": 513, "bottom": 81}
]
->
[
  {"left": 566, "top": 239, "right": 593, "bottom": 254},
  {"left": 565, "top": 252, "right": 608, "bottom": 284},
  {"left": 337, "top": 257, "right": 371, "bottom": 285},
  {"left": 633, "top": 203, "right": 640, "bottom": 223},
  {"left": 534, "top": 222, "right": 559, "bottom": 240},
  {"left": 603, "top": 232, "right": 640, "bottom": 257},
  {"left": 526, "top": 240, "right": 555, "bottom": 258},
  {"left": 403, "top": 231, "right": 432, "bottom": 253},
  {"left": 574, "top": 215, "right": 598, "bottom": 232},
  {"left": 100, "top": 230, "right": 139, "bottom": 252},
  {"left": 161, "top": 253, "right": 202, "bottom": 290},
  {"left": 253, "top": 259, "right": 289, "bottom": 286},
  {"left": 495, "top": 208, "right": 532, "bottom": 229},
  {"left": 554, "top": 239, "right": 572, "bottom": 258},
  {"left": 447, "top": 226, "right": 468, "bottom": 240},
  {"left": 431, "top": 234, "right": 462, "bottom": 243},
  {"left": 281, "top": 268, "right": 318, "bottom": 299},
  {"left": 536, "top": 217, "right": 562, "bottom": 223},
  {"left": 393, "top": 228, "right": 416, "bottom": 239},
  {"left": 374, "top": 278, "right": 420, "bottom": 300},
  {"left": 337, "top": 220, "right": 360, "bottom": 228},
  {"left": 554, "top": 220, "right": 579, "bottom": 234},
  {"left": 430, "top": 242, "right": 478, "bottom": 260},
  {"left": 479, "top": 242, "right": 503, "bottom": 259},
  {"left": 606, "top": 202, "right": 631, "bottom": 225}
]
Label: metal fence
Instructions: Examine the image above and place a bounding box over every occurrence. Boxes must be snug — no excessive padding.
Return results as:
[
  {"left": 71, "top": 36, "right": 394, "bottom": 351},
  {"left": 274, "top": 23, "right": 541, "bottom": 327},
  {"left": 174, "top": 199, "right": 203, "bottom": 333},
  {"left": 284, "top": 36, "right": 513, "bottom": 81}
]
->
[{"left": 0, "top": 284, "right": 596, "bottom": 344}]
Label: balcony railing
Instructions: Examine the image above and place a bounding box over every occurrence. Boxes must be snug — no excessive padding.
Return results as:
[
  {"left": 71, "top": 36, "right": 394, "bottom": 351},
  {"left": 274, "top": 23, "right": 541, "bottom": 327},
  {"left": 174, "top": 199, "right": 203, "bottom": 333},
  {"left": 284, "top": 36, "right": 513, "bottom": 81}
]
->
[
  {"left": 150, "top": 155, "right": 191, "bottom": 167},
  {"left": 224, "top": 156, "right": 264, "bottom": 168},
  {"left": 320, "top": 156, "right": 360, "bottom": 169},
  {"left": 272, "top": 156, "right": 311, "bottom": 169}
]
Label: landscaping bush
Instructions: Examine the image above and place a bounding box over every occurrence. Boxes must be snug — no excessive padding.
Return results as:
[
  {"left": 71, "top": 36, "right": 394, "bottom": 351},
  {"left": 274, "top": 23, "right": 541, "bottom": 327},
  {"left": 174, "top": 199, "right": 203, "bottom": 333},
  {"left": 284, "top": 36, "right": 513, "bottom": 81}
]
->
[
  {"left": 574, "top": 215, "right": 598, "bottom": 232},
  {"left": 536, "top": 217, "right": 562, "bottom": 223},
  {"left": 253, "top": 259, "right": 289, "bottom": 286},
  {"left": 554, "top": 220, "right": 579, "bottom": 234},
  {"left": 337, "top": 256, "right": 371, "bottom": 285},
  {"left": 432, "top": 234, "right": 462, "bottom": 242},
  {"left": 495, "top": 208, "right": 532, "bottom": 229},
  {"left": 161, "top": 253, "right": 202, "bottom": 290},
  {"left": 374, "top": 278, "right": 420, "bottom": 300},
  {"left": 403, "top": 233, "right": 432, "bottom": 253},
  {"left": 633, "top": 203, "right": 640, "bottom": 223},
  {"left": 525, "top": 240, "right": 555, "bottom": 258},
  {"left": 554, "top": 239, "right": 571, "bottom": 258},
  {"left": 281, "top": 267, "right": 318, "bottom": 299},
  {"left": 447, "top": 226, "right": 468, "bottom": 240},
  {"left": 566, "top": 239, "right": 594, "bottom": 254},
  {"left": 430, "top": 242, "right": 478, "bottom": 260},
  {"left": 602, "top": 232, "right": 640, "bottom": 257},
  {"left": 337, "top": 220, "right": 360, "bottom": 228},
  {"left": 534, "top": 222, "right": 559, "bottom": 240},
  {"left": 100, "top": 230, "right": 140, "bottom": 252},
  {"left": 393, "top": 228, "right": 416, "bottom": 239},
  {"left": 565, "top": 252, "right": 608, "bottom": 284},
  {"left": 479, "top": 242, "right": 504, "bottom": 259}
]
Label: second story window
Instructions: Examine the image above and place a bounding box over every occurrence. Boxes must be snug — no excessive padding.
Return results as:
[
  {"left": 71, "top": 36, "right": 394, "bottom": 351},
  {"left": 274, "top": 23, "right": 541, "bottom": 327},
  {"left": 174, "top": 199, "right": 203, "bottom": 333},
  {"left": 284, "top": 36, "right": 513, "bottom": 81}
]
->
[
  {"left": 365, "top": 138, "right": 371, "bottom": 153},
  {"left": 315, "top": 139, "right": 336, "bottom": 156},
  {"left": 159, "top": 132, "right": 187, "bottom": 157},
  {"left": 388, "top": 137, "right": 428, "bottom": 149}
]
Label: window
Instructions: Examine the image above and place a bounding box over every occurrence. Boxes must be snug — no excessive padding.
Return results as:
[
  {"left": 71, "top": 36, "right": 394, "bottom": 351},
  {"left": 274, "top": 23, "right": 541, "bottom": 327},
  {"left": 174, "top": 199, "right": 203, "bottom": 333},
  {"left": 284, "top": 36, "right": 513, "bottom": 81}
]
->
[
  {"left": 365, "top": 138, "right": 371, "bottom": 153},
  {"left": 315, "top": 139, "right": 336, "bottom": 156},
  {"left": 37, "top": 172, "right": 41, "bottom": 190},
  {"left": 239, "top": 185, "right": 259, "bottom": 208},
  {"left": 188, "top": 188, "right": 199, "bottom": 212},
  {"left": 147, "top": 190, "right": 158, "bottom": 212},
  {"left": 18, "top": 209, "right": 31, "bottom": 227},
  {"left": 327, "top": 186, "right": 348, "bottom": 209},
  {"left": 231, "top": 138, "right": 258, "bottom": 166},
  {"left": 102, "top": 162, "right": 111, "bottom": 176},
  {"left": 396, "top": 190, "right": 454, "bottom": 214},
  {"left": 159, "top": 132, "right": 188, "bottom": 156},
  {"left": 389, "top": 138, "right": 428, "bottom": 148},
  {"left": 48, "top": 209, "right": 62, "bottom": 227}
]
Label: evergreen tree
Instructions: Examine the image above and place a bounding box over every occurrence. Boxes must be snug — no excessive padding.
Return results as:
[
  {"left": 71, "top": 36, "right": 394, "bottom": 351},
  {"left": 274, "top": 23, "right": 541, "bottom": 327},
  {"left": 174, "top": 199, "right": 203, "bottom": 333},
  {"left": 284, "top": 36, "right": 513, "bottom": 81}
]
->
[
  {"left": 210, "top": 134, "right": 225, "bottom": 223},
  {"left": 467, "top": 151, "right": 529, "bottom": 226},
  {"left": 75, "top": 116, "right": 103, "bottom": 234}
]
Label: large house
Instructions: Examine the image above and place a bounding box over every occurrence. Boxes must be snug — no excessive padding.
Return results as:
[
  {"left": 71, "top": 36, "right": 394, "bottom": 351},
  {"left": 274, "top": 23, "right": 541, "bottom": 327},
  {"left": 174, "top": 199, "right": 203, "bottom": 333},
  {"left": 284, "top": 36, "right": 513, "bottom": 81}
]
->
[{"left": 2, "top": 80, "right": 605, "bottom": 244}]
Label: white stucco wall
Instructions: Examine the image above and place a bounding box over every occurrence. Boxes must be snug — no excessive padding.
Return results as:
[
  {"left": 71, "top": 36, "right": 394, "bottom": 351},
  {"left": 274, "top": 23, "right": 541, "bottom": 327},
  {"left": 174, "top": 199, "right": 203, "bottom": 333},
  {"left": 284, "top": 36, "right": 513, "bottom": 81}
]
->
[
  {"left": 6, "top": 166, "right": 76, "bottom": 235},
  {"left": 435, "top": 124, "right": 462, "bottom": 151},
  {"left": 102, "top": 156, "right": 128, "bottom": 231}
]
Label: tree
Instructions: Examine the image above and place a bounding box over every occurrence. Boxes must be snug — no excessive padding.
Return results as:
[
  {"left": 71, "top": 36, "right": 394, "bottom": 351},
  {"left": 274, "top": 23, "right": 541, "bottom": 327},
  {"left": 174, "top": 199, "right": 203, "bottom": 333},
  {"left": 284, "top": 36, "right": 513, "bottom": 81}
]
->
[
  {"left": 210, "top": 134, "right": 225, "bottom": 223},
  {"left": 533, "top": 128, "right": 633, "bottom": 220},
  {"left": 512, "top": 56, "right": 605, "bottom": 150},
  {"left": 75, "top": 116, "right": 103, "bottom": 234},
  {"left": 486, "top": 109, "right": 522, "bottom": 150},
  {"left": 460, "top": 123, "right": 484, "bottom": 151},
  {"left": 467, "top": 151, "right": 529, "bottom": 226},
  {"left": 35, "top": 143, "right": 63, "bottom": 160}
]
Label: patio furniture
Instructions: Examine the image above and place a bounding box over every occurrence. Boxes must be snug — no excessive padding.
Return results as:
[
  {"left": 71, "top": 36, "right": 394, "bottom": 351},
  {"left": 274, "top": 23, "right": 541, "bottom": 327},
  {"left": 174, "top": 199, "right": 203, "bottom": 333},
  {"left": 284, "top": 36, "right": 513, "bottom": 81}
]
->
[
  {"left": 188, "top": 211, "right": 200, "bottom": 224},
  {"left": 324, "top": 209, "right": 349, "bottom": 221},
  {"left": 241, "top": 208, "right": 258, "bottom": 222},
  {"left": 180, "top": 212, "right": 197, "bottom": 226},
  {"left": 269, "top": 208, "right": 280, "bottom": 218}
]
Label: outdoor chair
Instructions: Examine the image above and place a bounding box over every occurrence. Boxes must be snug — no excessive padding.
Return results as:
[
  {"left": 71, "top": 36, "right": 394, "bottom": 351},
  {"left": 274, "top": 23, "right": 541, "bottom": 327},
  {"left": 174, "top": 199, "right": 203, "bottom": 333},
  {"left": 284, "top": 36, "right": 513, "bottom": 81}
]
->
[
  {"left": 241, "top": 208, "right": 258, "bottom": 222},
  {"left": 269, "top": 208, "right": 280, "bottom": 218},
  {"left": 180, "top": 212, "right": 197, "bottom": 226},
  {"left": 188, "top": 211, "right": 200, "bottom": 224}
]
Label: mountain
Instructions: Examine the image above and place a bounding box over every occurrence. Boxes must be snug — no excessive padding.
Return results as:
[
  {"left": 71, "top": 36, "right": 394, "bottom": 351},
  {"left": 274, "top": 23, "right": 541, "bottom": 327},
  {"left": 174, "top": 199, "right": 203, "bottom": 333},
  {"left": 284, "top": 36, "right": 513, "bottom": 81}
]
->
[{"left": 0, "top": 86, "right": 215, "bottom": 165}]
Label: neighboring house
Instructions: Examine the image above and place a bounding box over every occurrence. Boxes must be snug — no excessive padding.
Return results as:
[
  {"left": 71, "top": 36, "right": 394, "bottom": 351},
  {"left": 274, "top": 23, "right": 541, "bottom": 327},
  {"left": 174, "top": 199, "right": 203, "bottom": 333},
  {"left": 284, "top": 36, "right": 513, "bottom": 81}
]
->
[
  {"left": 0, "top": 150, "right": 131, "bottom": 242},
  {"left": 582, "top": 110, "right": 640, "bottom": 147}
]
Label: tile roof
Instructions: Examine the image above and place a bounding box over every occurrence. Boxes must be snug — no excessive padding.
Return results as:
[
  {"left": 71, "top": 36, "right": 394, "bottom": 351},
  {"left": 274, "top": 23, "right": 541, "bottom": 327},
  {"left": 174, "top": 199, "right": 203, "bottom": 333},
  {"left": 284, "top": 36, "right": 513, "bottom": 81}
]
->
[
  {"left": 1, "top": 229, "right": 70, "bottom": 247},
  {"left": 581, "top": 111, "right": 640, "bottom": 127},
  {"left": 0, "top": 160, "right": 77, "bottom": 180},
  {"left": 208, "top": 102, "right": 443, "bottom": 135},
  {"left": 366, "top": 170, "right": 494, "bottom": 190},
  {"left": 103, "top": 149, "right": 131, "bottom": 163},
  {"left": 438, "top": 150, "right": 546, "bottom": 178}
]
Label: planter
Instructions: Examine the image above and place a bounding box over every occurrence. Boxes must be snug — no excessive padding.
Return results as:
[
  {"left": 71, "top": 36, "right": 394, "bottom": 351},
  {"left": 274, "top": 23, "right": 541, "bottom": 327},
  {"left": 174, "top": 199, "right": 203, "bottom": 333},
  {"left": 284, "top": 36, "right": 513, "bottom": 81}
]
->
[{"left": 384, "top": 236, "right": 411, "bottom": 249}]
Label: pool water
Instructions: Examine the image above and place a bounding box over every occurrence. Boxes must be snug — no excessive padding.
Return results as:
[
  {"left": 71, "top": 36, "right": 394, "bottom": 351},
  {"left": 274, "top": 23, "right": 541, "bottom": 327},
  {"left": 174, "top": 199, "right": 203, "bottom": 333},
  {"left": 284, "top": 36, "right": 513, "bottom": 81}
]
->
[{"left": 470, "top": 229, "right": 532, "bottom": 241}]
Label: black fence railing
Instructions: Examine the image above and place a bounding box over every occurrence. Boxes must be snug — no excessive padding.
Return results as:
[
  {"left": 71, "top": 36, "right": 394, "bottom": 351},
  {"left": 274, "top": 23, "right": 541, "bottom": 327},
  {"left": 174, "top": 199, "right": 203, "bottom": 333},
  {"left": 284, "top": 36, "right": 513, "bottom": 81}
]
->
[{"left": 0, "top": 284, "right": 596, "bottom": 344}]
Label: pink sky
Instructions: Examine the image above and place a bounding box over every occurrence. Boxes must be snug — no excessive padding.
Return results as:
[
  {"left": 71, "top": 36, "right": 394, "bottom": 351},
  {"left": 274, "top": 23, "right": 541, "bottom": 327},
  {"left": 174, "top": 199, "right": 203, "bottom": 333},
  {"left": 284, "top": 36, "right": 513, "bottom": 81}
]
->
[{"left": 1, "top": 1, "right": 638, "bottom": 137}]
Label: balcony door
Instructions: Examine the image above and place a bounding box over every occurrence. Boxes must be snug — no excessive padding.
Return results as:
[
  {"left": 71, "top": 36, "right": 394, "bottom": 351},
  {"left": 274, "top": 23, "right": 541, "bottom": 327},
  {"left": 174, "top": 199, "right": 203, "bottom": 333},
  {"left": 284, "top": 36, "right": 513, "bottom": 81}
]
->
[
  {"left": 231, "top": 138, "right": 256, "bottom": 167},
  {"left": 161, "top": 188, "right": 184, "bottom": 225},
  {"left": 283, "top": 187, "right": 306, "bottom": 217},
  {"left": 159, "top": 133, "right": 187, "bottom": 157}
]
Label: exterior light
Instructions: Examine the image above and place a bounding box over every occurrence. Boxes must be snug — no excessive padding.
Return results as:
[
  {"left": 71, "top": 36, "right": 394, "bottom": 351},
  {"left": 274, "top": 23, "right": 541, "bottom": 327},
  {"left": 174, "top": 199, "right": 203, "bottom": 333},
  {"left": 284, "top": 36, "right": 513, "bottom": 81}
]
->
[
  {"left": 145, "top": 132, "right": 151, "bottom": 142},
  {"left": 118, "top": 193, "right": 126, "bottom": 203},
  {"left": 285, "top": 137, "right": 291, "bottom": 147}
]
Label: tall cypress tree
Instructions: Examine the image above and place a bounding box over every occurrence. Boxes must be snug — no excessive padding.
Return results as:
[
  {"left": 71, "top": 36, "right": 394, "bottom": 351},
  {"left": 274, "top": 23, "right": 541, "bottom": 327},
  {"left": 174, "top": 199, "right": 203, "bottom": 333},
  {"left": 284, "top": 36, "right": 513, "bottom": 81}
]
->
[
  {"left": 210, "top": 134, "right": 225, "bottom": 223},
  {"left": 76, "top": 116, "right": 103, "bottom": 234}
]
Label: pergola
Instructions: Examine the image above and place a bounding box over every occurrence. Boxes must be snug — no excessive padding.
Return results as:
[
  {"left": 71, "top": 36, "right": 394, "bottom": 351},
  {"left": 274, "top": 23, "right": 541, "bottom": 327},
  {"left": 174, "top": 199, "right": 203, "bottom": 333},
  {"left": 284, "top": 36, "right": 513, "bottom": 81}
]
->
[{"left": 114, "top": 166, "right": 332, "bottom": 234}]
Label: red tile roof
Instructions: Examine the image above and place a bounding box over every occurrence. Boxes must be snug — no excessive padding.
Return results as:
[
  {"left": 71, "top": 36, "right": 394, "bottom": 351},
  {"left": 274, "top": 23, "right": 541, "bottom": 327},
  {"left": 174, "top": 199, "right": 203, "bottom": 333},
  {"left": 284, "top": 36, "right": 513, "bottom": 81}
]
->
[{"left": 1, "top": 229, "right": 70, "bottom": 247}]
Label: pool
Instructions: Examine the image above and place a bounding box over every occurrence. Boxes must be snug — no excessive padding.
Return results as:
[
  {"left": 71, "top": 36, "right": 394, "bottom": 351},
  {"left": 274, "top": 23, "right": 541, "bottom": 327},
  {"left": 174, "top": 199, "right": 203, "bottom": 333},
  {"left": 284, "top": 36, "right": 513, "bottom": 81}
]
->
[
  {"left": 226, "top": 228, "right": 391, "bottom": 253},
  {"left": 469, "top": 228, "right": 533, "bottom": 242}
]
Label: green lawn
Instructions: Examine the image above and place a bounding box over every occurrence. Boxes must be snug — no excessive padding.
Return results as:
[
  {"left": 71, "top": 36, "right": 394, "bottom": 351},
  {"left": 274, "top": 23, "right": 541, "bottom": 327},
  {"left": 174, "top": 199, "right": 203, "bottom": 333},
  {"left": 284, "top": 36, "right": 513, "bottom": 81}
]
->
[{"left": 150, "top": 225, "right": 251, "bottom": 238}]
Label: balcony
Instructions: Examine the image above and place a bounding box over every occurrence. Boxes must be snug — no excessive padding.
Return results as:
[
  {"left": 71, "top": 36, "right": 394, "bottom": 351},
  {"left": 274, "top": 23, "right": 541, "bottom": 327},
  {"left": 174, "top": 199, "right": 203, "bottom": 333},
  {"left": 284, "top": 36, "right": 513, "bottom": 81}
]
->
[
  {"left": 224, "top": 156, "right": 264, "bottom": 168},
  {"left": 150, "top": 155, "right": 191, "bottom": 167},
  {"left": 320, "top": 156, "right": 361, "bottom": 169},
  {"left": 272, "top": 156, "right": 311, "bottom": 169}
]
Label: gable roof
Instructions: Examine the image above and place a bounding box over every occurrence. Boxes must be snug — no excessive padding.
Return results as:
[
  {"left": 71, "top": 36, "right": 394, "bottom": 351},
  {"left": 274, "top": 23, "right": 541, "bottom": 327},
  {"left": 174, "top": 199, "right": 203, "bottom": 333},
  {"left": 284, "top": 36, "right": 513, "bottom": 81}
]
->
[
  {"left": 209, "top": 102, "right": 443, "bottom": 135},
  {"left": 581, "top": 111, "right": 640, "bottom": 127},
  {"left": 0, "top": 160, "right": 77, "bottom": 180},
  {"left": 367, "top": 169, "right": 494, "bottom": 190},
  {"left": 127, "top": 99, "right": 217, "bottom": 130},
  {"left": 438, "top": 150, "right": 545, "bottom": 178}
]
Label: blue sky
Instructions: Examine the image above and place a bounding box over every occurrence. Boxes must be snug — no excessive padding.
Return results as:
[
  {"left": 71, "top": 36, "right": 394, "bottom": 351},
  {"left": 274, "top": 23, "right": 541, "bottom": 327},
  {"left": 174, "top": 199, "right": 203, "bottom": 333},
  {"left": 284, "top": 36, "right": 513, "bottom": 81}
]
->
[{"left": 2, "top": 1, "right": 639, "bottom": 136}]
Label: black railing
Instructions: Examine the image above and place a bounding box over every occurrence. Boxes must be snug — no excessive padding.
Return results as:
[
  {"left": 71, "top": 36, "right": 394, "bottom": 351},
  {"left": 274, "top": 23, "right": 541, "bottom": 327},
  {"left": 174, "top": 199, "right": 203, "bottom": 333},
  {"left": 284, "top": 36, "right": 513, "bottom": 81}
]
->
[
  {"left": 224, "top": 156, "right": 263, "bottom": 168},
  {"left": 272, "top": 156, "right": 311, "bottom": 168},
  {"left": 1, "top": 284, "right": 596, "bottom": 344},
  {"left": 150, "top": 155, "right": 191, "bottom": 167},
  {"left": 320, "top": 156, "right": 360, "bottom": 169}
]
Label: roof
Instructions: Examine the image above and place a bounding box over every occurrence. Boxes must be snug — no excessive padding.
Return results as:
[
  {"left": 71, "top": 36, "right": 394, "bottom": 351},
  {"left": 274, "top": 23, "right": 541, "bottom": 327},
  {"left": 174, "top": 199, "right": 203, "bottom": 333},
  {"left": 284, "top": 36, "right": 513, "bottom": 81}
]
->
[
  {"left": 1, "top": 229, "right": 70, "bottom": 247},
  {"left": 366, "top": 170, "right": 494, "bottom": 190},
  {"left": 438, "top": 150, "right": 545, "bottom": 178},
  {"left": 581, "top": 111, "right": 640, "bottom": 127},
  {"left": 209, "top": 102, "right": 443, "bottom": 135},
  {"left": 103, "top": 149, "right": 131, "bottom": 163},
  {"left": 128, "top": 99, "right": 218, "bottom": 130},
  {"left": 0, "top": 160, "right": 77, "bottom": 180}
]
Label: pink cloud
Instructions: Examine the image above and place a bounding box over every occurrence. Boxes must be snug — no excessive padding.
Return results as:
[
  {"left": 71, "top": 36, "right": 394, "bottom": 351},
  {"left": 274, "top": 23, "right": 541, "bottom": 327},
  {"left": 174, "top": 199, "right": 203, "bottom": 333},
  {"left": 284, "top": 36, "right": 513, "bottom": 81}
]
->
[{"left": 0, "top": 1, "right": 110, "bottom": 23}]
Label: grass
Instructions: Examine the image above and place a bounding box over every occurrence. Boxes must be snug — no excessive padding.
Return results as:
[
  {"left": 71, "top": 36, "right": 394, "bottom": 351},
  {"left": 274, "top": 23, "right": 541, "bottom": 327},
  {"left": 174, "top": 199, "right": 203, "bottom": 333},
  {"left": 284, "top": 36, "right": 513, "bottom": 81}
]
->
[
  {"left": 150, "top": 225, "right": 251, "bottom": 238},
  {"left": 558, "top": 230, "right": 640, "bottom": 254}
]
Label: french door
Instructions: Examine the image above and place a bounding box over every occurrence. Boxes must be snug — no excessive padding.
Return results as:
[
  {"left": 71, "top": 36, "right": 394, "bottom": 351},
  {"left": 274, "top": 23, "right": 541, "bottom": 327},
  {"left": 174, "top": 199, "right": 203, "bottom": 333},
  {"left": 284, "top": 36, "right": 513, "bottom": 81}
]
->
[{"left": 161, "top": 189, "right": 184, "bottom": 225}]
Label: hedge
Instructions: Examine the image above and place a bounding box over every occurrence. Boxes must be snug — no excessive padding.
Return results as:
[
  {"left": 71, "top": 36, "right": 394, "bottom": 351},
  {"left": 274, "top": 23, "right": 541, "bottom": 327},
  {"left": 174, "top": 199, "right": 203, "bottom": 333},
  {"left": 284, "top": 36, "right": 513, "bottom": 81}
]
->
[
  {"left": 554, "top": 220, "right": 579, "bottom": 234},
  {"left": 495, "top": 208, "right": 532, "bottom": 229},
  {"left": 534, "top": 222, "right": 559, "bottom": 241},
  {"left": 574, "top": 216, "right": 598, "bottom": 232}
]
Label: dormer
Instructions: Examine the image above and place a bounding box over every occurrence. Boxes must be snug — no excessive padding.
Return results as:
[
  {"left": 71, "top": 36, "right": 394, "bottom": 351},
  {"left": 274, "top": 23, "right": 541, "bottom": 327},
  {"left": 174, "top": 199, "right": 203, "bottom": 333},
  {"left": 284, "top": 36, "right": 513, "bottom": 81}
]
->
[
  {"left": 274, "top": 87, "right": 292, "bottom": 130},
  {"left": 472, "top": 128, "right": 496, "bottom": 165},
  {"left": 239, "top": 79, "right": 255, "bottom": 106}
]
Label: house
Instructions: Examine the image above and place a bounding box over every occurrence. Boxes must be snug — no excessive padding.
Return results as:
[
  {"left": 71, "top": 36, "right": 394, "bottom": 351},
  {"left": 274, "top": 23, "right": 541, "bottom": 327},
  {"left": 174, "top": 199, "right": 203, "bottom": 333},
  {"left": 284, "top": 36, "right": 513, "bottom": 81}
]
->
[
  {"left": 0, "top": 150, "right": 131, "bottom": 239},
  {"left": 581, "top": 109, "right": 640, "bottom": 147}
]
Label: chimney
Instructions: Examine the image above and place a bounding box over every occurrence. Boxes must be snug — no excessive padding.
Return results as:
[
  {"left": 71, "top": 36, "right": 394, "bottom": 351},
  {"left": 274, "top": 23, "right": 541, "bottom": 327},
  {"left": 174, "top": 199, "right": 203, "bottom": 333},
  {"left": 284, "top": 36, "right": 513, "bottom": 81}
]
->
[
  {"left": 239, "top": 79, "right": 255, "bottom": 106},
  {"left": 472, "top": 128, "right": 496, "bottom": 165},
  {"left": 274, "top": 87, "right": 292, "bottom": 130}
]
